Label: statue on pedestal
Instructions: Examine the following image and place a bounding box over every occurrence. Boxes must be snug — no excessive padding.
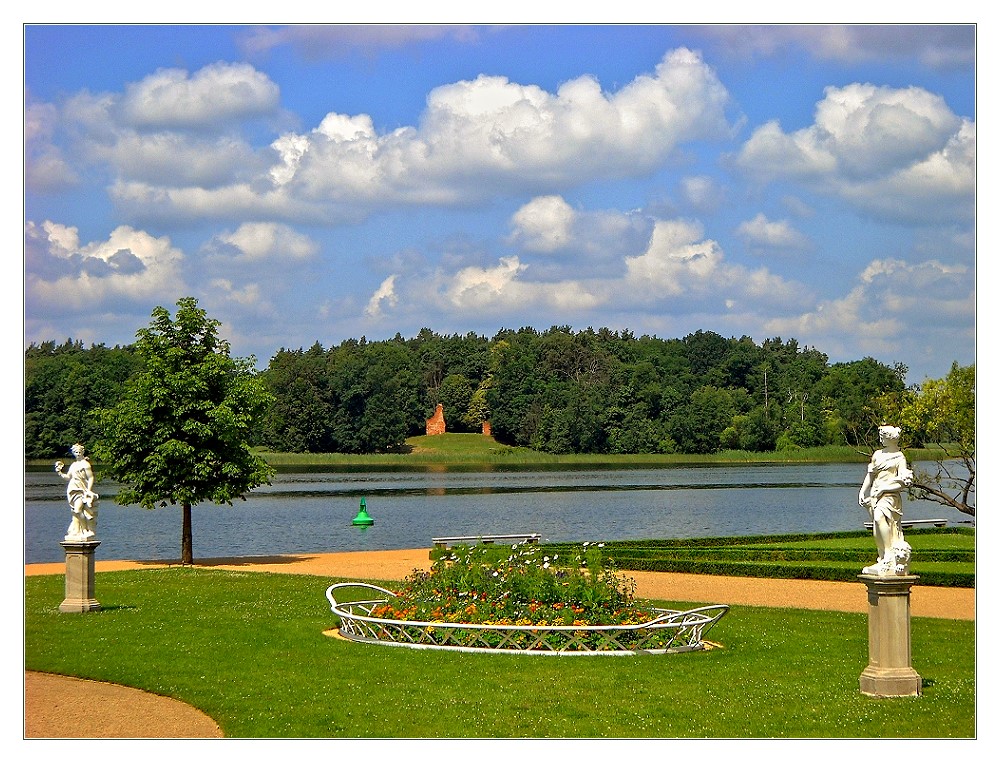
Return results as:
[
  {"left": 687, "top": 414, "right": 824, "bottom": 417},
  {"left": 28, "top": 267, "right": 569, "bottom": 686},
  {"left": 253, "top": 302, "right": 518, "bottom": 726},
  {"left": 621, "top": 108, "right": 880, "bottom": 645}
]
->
[
  {"left": 858, "top": 425, "right": 913, "bottom": 576},
  {"left": 55, "top": 443, "right": 99, "bottom": 542}
]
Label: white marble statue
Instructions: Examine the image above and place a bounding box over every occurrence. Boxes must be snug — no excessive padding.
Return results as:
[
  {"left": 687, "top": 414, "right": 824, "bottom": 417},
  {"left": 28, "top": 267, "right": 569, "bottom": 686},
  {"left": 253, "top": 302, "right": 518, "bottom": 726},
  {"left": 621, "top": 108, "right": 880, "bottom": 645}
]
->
[
  {"left": 858, "top": 426, "right": 913, "bottom": 576},
  {"left": 55, "top": 443, "right": 99, "bottom": 541}
]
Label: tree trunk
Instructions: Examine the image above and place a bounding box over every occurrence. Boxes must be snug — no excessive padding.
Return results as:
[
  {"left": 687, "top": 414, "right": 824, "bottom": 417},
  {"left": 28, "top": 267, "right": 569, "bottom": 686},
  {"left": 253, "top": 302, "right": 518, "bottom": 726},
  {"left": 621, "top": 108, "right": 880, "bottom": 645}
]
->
[{"left": 181, "top": 502, "right": 193, "bottom": 564}]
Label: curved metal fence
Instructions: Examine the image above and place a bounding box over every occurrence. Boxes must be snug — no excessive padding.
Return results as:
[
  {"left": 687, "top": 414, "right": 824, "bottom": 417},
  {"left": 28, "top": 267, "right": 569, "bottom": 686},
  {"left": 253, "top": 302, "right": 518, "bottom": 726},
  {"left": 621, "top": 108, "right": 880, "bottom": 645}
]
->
[{"left": 326, "top": 582, "right": 729, "bottom": 655}]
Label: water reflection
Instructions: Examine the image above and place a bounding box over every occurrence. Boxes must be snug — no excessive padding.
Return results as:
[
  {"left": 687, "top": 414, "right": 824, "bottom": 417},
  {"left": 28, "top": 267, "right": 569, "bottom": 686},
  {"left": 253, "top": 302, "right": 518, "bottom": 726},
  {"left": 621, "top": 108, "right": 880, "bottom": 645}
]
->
[{"left": 24, "top": 463, "right": 969, "bottom": 564}]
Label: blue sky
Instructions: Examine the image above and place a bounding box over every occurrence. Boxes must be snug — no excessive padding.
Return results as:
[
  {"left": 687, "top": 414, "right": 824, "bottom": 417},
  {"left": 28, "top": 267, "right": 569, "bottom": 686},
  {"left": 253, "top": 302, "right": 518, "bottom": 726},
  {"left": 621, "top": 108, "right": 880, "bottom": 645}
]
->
[{"left": 23, "top": 23, "right": 976, "bottom": 383}]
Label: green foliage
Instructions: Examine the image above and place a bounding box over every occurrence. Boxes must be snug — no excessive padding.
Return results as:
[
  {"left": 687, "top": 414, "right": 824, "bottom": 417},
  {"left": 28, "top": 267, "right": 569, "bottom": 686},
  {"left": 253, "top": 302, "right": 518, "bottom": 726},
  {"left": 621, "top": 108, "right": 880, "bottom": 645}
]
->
[
  {"left": 671, "top": 384, "right": 739, "bottom": 453},
  {"left": 24, "top": 340, "right": 140, "bottom": 458},
  {"left": 25, "top": 569, "right": 975, "bottom": 737},
  {"left": 901, "top": 363, "right": 975, "bottom": 516},
  {"left": 27, "top": 324, "right": 929, "bottom": 459},
  {"left": 437, "top": 374, "right": 475, "bottom": 432},
  {"left": 92, "top": 298, "right": 275, "bottom": 563},
  {"left": 814, "top": 357, "right": 909, "bottom": 447}
]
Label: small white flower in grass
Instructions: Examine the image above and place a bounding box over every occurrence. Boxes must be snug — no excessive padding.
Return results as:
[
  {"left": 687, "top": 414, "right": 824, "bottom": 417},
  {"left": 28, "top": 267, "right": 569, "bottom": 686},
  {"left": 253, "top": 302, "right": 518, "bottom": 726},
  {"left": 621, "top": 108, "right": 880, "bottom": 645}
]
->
[
  {"left": 598, "top": 543, "right": 605, "bottom": 548},
  {"left": 543, "top": 562, "right": 550, "bottom": 569}
]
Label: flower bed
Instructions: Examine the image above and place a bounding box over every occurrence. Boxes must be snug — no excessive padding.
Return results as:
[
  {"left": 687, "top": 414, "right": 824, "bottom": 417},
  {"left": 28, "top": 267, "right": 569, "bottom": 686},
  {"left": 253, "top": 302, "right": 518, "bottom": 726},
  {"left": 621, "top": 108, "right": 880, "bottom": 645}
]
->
[{"left": 325, "top": 542, "right": 729, "bottom": 654}]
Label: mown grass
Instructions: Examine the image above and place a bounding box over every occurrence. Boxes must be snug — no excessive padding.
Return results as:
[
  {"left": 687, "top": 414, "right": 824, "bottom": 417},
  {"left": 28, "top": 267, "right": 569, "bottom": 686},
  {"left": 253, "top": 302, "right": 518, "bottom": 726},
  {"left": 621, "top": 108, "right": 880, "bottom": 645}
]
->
[
  {"left": 26, "top": 433, "right": 950, "bottom": 471},
  {"left": 253, "top": 434, "right": 949, "bottom": 469},
  {"left": 25, "top": 568, "right": 974, "bottom": 738}
]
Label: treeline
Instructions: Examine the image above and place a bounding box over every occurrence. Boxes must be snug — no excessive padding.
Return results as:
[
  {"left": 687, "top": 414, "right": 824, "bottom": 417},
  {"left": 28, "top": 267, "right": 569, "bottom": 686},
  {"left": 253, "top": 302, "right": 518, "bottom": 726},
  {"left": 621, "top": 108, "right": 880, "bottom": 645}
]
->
[
  {"left": 25, "top": 327, "right": 908, "bottom": 459},
  {"left": 25, "top": 340, "right": 142, "bottom": 459}
]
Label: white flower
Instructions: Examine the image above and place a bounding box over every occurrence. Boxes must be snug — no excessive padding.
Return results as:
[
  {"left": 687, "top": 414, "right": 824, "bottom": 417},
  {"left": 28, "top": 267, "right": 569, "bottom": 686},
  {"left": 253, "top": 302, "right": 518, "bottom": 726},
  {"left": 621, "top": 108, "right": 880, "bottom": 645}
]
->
[{"left": 543, "top": 562, "right": 550, "bottom": 569}]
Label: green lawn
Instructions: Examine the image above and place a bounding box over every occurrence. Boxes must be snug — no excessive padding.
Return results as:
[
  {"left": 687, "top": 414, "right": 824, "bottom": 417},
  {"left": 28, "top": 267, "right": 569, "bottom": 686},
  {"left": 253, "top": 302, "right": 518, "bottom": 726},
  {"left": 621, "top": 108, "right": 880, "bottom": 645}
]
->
[
  {"left": 250, "top": 434, "right": 949, "bottom": 469},
  {"left": 26, "top": 433, "right": 953, "bottom": 472},
  {"left": 25, "top": 568, "right": 975, "bottom": 738}
]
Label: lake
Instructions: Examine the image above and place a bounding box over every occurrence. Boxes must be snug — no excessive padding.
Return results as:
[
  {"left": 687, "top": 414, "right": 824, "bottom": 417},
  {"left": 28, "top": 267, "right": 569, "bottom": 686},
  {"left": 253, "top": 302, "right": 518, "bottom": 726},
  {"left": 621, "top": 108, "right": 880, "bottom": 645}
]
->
[{"left": 23, "top": 463, "right": 971, "bottom": 564}]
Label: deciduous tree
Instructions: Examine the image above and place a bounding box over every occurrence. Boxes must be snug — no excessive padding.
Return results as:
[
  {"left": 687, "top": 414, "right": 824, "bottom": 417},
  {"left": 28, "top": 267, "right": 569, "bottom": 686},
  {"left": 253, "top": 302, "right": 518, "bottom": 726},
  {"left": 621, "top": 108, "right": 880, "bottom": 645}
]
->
[
  {"left": 902, "top": 363, "right": 975, "bottom": 517},
  {"left": 94, "top": 298, "right": 275, "bottom": 564}
]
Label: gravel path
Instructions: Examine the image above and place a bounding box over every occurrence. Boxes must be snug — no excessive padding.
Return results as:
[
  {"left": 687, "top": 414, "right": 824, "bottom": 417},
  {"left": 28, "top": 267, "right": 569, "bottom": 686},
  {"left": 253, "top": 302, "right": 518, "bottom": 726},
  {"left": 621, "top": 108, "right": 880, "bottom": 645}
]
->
[{"left": 24, "top": 549, "right": 974, "bottom": 738}]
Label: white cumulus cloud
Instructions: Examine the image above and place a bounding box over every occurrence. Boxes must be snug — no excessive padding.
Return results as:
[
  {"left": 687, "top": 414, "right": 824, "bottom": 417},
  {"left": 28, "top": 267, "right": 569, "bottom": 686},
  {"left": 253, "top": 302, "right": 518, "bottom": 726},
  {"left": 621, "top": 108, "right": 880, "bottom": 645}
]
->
[
  {"left": 267, "top": 48, "right": 733, "bottom": 208},
  {"left": 622, "top": 219, "right": 806, "bottom": 313},
  {"left": 508, "top": 195, "right": 577, "bottom": 252},
  {"left": 36, "top": 50, "right": 735, "bottom": 226},
  {"left": 764, "top": 256, "right": 973, "bottom": 366},
  {"left": 506, "top": 195, "right": 653, "bottom": 279},
  {"left": 215, "top": 222, "right": 319, "bottom": 261},
  {"left": 24, "top": 100, "right": 77, "bottom": 191},
  {"left": 365, "top": 275, "right": 399, "bottom": 318},
  {"left": 444, "top": 256, "right": 530, "bottom": 310},
  {"left": 625, "top": 220, "right": 726, "bottom": 297},
  {"left": 24, "top": 221, "right": 187, "bottom": 316},
  {"left": 735, "top": 83, "right": 974, "bottom": 223},
  {"left": 121, "top": 62, "right": 280, "bottom": 129},
  {"left": 737, "top": 213, "right": 810, "bottom": 252}
]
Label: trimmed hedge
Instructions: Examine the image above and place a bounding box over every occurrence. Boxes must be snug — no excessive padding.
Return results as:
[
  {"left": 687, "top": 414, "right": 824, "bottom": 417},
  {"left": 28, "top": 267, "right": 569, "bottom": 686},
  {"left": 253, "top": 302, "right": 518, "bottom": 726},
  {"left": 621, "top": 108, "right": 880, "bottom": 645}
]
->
[
  {"left": 602, "top": 556, "right": 973, "bottom": 588},
  {"left": 537, "top": 528, "right": 975, "bottom": 588},
  {"left": 551, "top": 527, "right": 973, "bottom": 549},
  {"left": 587, "top": 547, "right": 973, "bottom": 563}
]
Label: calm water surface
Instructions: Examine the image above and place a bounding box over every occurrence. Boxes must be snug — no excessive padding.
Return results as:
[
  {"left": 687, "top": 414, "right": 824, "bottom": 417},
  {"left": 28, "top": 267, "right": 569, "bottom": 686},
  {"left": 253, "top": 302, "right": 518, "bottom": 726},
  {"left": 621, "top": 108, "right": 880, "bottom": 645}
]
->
[{"left": 23, "top": 463, "right": 967, "bottom": 564}]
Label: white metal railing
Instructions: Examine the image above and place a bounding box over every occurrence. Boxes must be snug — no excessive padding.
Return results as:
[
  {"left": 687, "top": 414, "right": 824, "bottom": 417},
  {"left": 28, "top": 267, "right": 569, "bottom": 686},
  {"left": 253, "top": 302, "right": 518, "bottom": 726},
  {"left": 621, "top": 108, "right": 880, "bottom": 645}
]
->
[
  {"left": 326, "top": 582, "right": 728, "bottom": 655},
  {"left": 432, "top": 533, "right": 541, "bottom": 549}
]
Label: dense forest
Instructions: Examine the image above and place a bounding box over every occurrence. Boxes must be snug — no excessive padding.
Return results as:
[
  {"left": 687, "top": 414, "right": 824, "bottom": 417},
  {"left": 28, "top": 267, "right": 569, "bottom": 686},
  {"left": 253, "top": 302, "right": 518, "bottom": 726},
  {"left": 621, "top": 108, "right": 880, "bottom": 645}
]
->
[{"left": 24, "top": 327, "right": 910, "bottom": 459}]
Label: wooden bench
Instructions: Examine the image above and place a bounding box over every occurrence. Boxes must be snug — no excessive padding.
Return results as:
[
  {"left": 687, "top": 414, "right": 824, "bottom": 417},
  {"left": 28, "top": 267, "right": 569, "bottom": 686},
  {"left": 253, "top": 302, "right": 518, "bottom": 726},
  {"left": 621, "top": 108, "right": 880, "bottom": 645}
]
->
[
  {"left": 864, "top": 519, "right": 948, "bottom": 530},
  {"left": 432, "top": 533, "right": 541, "bottom": 550}
]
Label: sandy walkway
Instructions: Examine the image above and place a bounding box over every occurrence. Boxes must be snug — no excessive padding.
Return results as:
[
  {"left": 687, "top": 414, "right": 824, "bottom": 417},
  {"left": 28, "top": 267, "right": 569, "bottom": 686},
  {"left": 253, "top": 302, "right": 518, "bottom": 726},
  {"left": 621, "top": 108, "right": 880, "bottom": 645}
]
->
[
  {"left": 24, "top": 672, "right": 223, "bottom": 739},
  {"left": 24, "top": 548, "right": 975, "bottom": 738}
]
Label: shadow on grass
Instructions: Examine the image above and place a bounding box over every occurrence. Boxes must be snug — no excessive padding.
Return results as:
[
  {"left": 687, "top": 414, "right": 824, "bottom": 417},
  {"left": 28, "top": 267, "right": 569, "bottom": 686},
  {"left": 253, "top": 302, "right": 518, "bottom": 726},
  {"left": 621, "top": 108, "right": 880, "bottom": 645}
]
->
[
  {"left": 125, "top": 555, "right": 325, "bottom": 569},
  {"left": 194, "top": 555, "right": 326, "bottom": 568}
]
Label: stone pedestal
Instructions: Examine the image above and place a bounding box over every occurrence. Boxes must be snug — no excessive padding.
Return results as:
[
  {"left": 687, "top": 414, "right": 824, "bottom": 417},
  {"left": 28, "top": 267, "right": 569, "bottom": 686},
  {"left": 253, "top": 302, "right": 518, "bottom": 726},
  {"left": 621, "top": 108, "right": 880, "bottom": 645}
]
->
[
  {"left": 859, "top": 574, "right": 921, "bottom": 697},
  {"left": 59, "top": 540, "right": 101, "bottom": 613}
]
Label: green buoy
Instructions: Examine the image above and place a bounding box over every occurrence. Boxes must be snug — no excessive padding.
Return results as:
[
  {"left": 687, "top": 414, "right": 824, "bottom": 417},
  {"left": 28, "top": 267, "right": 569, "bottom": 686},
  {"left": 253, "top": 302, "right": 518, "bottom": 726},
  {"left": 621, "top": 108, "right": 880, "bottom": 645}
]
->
[{"left": 352, "top": 497, "right": 374, "bottom": 526}]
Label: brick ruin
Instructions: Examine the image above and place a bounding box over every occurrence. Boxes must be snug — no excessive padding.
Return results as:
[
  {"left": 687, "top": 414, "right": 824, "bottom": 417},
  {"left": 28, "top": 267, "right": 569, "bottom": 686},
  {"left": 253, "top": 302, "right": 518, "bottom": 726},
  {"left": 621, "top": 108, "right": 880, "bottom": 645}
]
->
[
  {"left": 425, "top": 403, "right": 446, "bottom": 435},
  {"left": 425, "top": 403, "right": 492, "bottom": 437}
]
